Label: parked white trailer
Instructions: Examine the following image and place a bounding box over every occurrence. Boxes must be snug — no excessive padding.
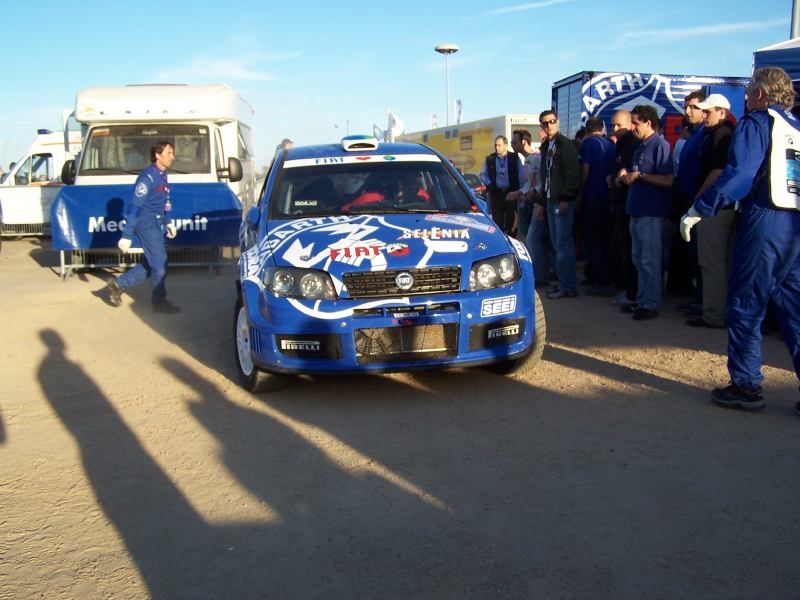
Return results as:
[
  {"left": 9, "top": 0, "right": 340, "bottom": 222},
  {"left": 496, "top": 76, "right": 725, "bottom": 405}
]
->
[{"left": 0, "top": 128, "right": 82, "bottom": 236}]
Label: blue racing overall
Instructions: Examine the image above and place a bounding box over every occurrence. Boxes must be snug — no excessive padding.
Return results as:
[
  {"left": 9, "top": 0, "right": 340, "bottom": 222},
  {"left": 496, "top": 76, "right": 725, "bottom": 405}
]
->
[
  {"left": 695, "top": 106, "right": 800, "bottom": 391},
  {"left": 117, "top": 163, "right": 171, "bottom": 304}
]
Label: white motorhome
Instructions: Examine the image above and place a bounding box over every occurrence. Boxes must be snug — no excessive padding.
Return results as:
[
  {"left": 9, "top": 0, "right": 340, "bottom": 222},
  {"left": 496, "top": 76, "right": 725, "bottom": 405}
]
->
[
  {"left": 52, "top": 84, "right": 256, "bottom": 276},
  {"left": 62, "top": 84, "right": 255, "bottom": 206},
  {"left": 0, "top": 128, "right": 82, "bottom": 236}
]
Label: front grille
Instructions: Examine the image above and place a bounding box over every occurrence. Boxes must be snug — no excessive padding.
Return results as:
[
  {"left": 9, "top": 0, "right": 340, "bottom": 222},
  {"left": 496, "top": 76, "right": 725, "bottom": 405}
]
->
[
  {"left": 343, "top": 266, "right": 462, "bottom": 299},
  {"left": 354, "top": 323, "right": 458, "bottom": 363},
  {"left": 2, "top": 223, "right": 47, "bottom": 236}
]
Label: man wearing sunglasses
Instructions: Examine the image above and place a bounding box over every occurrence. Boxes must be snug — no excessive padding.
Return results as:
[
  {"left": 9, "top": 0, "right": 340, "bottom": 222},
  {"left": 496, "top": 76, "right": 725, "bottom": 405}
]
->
[
  {"left": 536, "top": 109, "right": 580, "bottom": 299},
  {"left": 672, "top": 90, "right": 707, "bottom": 308}
]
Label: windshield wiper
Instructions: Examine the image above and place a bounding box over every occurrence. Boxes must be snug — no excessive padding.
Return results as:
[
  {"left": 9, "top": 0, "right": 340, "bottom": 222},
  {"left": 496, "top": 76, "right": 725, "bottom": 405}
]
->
[{"left": 390, "top": 204, "right": 441, "bottom": 213}]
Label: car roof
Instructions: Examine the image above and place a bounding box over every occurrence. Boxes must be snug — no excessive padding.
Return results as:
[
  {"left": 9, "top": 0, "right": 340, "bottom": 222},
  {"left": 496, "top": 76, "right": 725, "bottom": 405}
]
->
[{"left": 284, "top": 142, "right": 439, "bottom": 162}]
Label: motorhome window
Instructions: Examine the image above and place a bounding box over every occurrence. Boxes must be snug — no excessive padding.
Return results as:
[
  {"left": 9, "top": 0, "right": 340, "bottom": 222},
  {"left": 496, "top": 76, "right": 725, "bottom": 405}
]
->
[
  {"left": 269, "top": 162, "right": 474, "bottom": 218},
  {"left": 238, "top": 123, "right": 253, "bottom": 159},
  {"left": 79, "top": 124, "right": 210, "bottom": 175},
  {"left": 214, "top": 130, "right": 224, "bottom": 172}
]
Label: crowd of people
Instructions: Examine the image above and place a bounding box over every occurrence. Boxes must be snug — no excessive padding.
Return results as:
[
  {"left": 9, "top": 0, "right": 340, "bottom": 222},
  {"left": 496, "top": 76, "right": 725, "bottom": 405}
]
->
[{"left": 480, "top": 67, "right": 800, "bottom": 417}]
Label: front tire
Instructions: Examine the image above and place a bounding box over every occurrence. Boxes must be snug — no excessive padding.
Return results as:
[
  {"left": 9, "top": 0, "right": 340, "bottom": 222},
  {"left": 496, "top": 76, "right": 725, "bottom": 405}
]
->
[
  {"left": 486, "top": 289, "right": 546, "bottom": 377},
  {"left": 233, "top": 296, "right": 287, "bottom": 393}
]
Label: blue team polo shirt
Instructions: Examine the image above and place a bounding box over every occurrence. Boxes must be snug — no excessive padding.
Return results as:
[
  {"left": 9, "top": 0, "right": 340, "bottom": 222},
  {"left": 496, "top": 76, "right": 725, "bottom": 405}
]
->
[
  {"left": 626, "top": 133, "right": 673, "bottom": 218},
  {"left": 675, "top": 124, "right": 704, "bottom": 199},
  {"left": 580, "top": 134, "right": 615, "bottom": 208}
]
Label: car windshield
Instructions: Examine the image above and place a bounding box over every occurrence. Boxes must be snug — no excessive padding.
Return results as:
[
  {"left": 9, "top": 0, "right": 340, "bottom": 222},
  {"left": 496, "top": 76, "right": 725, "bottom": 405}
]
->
[
  {"left": 268, "top": 160, "right": 474, "bottom": 218},
  {"left": 79, "top": 124, "right": 211, "bottom": 176}
]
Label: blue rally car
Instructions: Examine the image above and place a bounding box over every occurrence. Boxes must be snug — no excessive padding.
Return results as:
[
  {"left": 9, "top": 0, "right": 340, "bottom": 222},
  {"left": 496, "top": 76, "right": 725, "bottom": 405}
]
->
[{"left": 234, "top": 136, "right": 545, "bottom": 391}]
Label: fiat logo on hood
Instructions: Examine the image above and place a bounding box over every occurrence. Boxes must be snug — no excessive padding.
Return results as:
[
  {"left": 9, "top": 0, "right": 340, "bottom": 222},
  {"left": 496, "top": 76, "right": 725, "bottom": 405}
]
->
[{"left": 395, "top": 272, "right": 414, "bottom": 290}]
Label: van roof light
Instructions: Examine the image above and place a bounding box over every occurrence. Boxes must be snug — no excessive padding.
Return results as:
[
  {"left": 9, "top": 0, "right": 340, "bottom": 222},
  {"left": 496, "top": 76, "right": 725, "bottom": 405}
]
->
[{"left": 342, "top": 135, "right": 379, "bottom": 152}]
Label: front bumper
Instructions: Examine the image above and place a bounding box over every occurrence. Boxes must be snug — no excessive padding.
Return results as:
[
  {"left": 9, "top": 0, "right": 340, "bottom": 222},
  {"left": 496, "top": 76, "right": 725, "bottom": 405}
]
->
[{"left": 240, "top": 279, "right": 537, "bottom": 375}]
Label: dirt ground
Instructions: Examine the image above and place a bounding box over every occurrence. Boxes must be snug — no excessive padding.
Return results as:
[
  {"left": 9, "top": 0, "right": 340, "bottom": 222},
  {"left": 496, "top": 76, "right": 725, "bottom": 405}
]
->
[{"left": 1, "top": 237, "right": 798, "bottom": 600}]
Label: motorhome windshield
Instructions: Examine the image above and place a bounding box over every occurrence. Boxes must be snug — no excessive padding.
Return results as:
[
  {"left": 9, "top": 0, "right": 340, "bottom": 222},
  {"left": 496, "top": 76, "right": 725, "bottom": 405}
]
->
[{"left": 78, "top": 124, "right": 211, "bottom": 176}]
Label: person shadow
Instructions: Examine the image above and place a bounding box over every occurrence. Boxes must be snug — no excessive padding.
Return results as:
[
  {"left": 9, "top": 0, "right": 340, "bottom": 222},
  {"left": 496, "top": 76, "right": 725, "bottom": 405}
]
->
[{"left": 36, "top": 328, "right": 455, "bottom": 598}]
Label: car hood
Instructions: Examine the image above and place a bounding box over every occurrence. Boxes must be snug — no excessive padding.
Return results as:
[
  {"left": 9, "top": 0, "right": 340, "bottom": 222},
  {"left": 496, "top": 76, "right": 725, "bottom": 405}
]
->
[{"left": 264, "top": 213, "right": 509, "bottom": 283}]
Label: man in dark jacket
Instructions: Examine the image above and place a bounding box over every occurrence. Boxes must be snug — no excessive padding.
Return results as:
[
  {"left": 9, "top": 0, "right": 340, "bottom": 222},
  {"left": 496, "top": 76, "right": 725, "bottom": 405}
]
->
[
  {"left": 479, "top": 135, "right": 524, "bottom": 234},
  {"left": 687, "top": 94, "right": 736, "bottom": 329},
  {"left": 535, "top": 109, "right": 580, "bottom": 299}
]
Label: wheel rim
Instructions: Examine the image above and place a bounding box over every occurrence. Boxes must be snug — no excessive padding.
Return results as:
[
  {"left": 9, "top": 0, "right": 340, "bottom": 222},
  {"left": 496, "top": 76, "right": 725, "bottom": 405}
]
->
[{"left": 235, "top": 306, "right": 255, "bottom": 376}]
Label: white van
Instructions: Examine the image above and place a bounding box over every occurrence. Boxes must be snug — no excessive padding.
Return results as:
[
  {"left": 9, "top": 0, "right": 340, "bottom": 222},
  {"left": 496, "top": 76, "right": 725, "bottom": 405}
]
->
[{"left": 0, "top": 128, "right": 82, "bottom": 236}]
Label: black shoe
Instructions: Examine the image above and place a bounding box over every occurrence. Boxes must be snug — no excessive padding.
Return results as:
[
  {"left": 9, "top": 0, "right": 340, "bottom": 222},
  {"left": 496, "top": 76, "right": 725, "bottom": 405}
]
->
[
  {"left": 711, "top": 384, "right": 765, "bottom": 411},
  {"left": 686, "top": 316, "right": 724, "bottom": 328},
  {"left": 795, "top": 400, "right": 800, "bottom": 417},
  {"left": 621, "top": 303, "right": 639, "bottom": 314},
  {"left": 107, "top": 279, "right": 123, "bottom": 307},
  {"left": 152, "top": 300, "right": 181, "bottom": 314},
  {"left": 632, "top": 307, "right": 658, "bottom": 320}
]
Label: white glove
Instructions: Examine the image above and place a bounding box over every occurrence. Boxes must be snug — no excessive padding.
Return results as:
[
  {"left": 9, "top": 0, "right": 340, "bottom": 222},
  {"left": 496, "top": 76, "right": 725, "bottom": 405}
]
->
[
  {"left": 166, "top": 223, "right": 177, "bottom": 239},
  {"left": 680, "top": 206, "right": 702, "bottom": 242},
  {"left": 117, "top": 237, "right": 132, "bottom": 253}
]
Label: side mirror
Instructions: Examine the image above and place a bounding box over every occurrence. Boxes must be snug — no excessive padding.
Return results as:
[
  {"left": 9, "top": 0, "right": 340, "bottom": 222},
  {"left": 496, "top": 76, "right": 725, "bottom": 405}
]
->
[
  {"left": 61, "top": 160, "right": 75, "bottom": 185},
  {"left": 245, "top": 206, "right": 260, "bottom": 230},
  {"left": 218, "top": 157, "right": 243, "bottom": 183}
]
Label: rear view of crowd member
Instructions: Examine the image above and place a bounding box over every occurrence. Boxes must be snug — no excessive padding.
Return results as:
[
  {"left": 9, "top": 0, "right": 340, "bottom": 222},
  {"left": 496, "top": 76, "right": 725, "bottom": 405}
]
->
[
  {"left": 686, "top": 94, "right": 736, "bottom": 329},
  {"left": 526, "top": 128, "right": 553, "bottom": 287},
  {"left": 537, "top": 109, "right": 580, "bottom": 299},
  {"left": 608, "top": 110, "right": 641, "bottom": 306},
  {"left": 681, "top": 67, "right": 800, "bottom": 417},
  {"left": 479, "top": 135, "right": 524, "bottom": 234},
  {"left": 578, "top": 117, "right": 616, "bottom": 296},
  {"left": 508, "top": 129, "right": 536, "bottom": 240},
  {"left": 619, "top": 105, "right": 673, "bottom": 320}
]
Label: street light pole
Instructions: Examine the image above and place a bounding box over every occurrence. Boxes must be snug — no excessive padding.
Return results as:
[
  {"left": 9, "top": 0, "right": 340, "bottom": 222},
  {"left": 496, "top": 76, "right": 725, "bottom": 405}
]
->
[{"left": 435, "top": 44, "right": 459, "bottom": 127}]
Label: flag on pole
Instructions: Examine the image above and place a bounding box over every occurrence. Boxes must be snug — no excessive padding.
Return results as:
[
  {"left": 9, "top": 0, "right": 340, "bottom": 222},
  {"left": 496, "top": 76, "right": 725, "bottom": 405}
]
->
[
  {"left": 431, "top": 114, "right": 438, "bottom": 128},
  {"left": 387, "top": 109, "right": 404, "bottom": 142},
  {"left": 456, "top": 99, "right": 462, "bottom": 125}
]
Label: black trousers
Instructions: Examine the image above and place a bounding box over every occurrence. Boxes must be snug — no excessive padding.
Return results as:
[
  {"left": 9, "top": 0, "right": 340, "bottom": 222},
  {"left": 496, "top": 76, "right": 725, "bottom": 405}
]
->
[{"left": 489, "top": 190, "right": 515, "bottom": 234}]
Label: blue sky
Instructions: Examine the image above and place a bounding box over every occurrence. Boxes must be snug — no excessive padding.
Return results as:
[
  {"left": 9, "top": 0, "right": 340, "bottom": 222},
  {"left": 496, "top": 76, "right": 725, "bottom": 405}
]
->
[{"left": 0, "top": 0, "right": 791, "bottom": 168}]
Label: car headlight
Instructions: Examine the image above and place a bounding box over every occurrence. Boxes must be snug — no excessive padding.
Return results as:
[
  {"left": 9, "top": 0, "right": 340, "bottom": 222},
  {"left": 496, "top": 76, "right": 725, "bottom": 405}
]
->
[
  {"left": 264, "top": 267, "right": 336, "bottom": 299},
  {"left": 469, "top": 254, "right": 520, "bottom": 291}
]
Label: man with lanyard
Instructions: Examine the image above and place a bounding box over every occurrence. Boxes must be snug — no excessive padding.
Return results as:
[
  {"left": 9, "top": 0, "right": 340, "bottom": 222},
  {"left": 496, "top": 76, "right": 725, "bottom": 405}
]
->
[
  {"left": 536, "top": 109, "right": 580, "bottom": 299},
  {"left": 106, "top": 141, "right": 180, "bottom": 313},
  {"left": 479, "top": 135, "right": 524, "bottom": 234},
  {"left": 681, "top": 67, "right": 800, "bottom": 416}
]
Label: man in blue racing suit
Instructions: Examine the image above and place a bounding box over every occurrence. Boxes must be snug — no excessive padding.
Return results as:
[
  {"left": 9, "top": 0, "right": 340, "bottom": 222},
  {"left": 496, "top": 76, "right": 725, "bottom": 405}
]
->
[
  {"left": 106, "top": 142, "right": 180, "bottom": 313},
  {"left": 681, "top": 67, "right": 800, "bottom": 416}
]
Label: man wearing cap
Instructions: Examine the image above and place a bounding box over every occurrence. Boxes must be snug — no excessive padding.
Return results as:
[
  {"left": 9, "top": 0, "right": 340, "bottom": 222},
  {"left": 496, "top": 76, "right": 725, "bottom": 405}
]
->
[
  {"left": 686, "top": 94, "right": 736, "bottom": 329},
  {"left": 680, "top": 67, "right": 800, "bottom": 416}
]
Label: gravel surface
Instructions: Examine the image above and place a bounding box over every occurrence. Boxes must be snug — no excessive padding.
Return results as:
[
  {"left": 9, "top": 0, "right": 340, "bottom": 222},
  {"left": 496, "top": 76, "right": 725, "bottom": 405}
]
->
[{"left": 1, "top": 238, "right": 798, "bottom": 600}]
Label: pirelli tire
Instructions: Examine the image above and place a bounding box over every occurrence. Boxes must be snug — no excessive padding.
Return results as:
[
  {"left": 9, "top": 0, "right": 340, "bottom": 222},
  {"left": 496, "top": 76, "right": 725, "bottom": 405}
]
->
[
  {"left": 486, "top": 290, "right": 546, "bottom": 377},
  {"left": 233, "top": 296, "right": 287, "bottom": 393}
]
